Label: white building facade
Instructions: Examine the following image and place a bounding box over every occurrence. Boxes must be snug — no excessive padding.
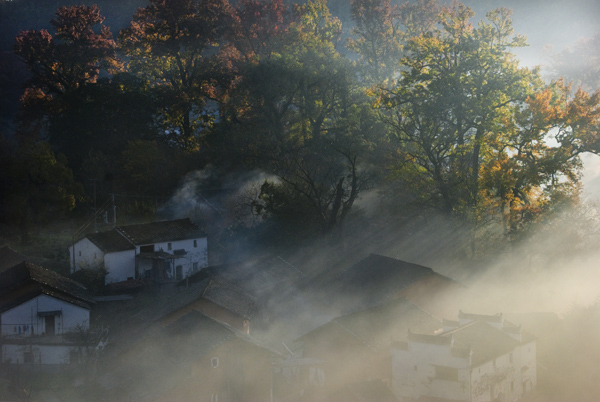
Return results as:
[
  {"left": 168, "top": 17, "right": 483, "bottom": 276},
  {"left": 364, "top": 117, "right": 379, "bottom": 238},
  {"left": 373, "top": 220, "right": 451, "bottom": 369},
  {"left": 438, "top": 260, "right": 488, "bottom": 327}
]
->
[
  {"left": 0, "top": 262, "right": 96, "bottom": 366},
  {"left": 70, "top": 218, "right": 208, "bottom": 284},
  {"left": 391, "top": 312, "right": 536, "bottom": 402}
]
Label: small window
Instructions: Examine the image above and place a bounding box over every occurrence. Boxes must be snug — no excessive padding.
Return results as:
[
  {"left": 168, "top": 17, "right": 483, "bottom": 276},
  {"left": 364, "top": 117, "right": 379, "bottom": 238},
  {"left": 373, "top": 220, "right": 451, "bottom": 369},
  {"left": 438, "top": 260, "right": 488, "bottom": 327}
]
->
[
  {"left": 211, "top": 357, "right": 219, "bottom": 368},
  {"left": 193, "top": 262, "right": 198, "bottom": 271},
  {"left": 78, "top": 250, "right": 81, "bottom": 256},
  {"left": 167, "top": 242, "right": 172, "bottom": 250},
  {"left": 193, "top": 239, "right": 197, "bottom": 248}
]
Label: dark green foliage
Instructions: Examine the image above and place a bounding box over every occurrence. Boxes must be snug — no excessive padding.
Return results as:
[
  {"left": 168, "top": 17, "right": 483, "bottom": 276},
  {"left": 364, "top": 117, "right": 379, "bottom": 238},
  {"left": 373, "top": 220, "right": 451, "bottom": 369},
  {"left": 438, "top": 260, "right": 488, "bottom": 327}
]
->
[{"left": 2, "top": 0, "right": 600, "bottom": 256}]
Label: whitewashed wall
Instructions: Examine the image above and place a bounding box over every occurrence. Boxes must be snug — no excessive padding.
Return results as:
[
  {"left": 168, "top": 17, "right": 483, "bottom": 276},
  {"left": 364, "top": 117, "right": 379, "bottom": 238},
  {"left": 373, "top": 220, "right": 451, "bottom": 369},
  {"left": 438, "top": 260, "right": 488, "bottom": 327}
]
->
[
  {"left": 392, "top": 341, "right": 471, "bottom": 401},
  {"left": 104, "top": 249, "right": 136, "bottom": 283},
  {"left": 393, "top": 340, "right": 536, "bottom": 402},
  {"left": 69, "top": 238, "right": 104, "bottom": 273},
  {"left": 2, "top": 344, "right": 80, "bottom": 365},
  {"left": 0, "top": 294, "right": 89, "bottom": 337},
  {"left": 519, "top": 341, "right": 537, "bottom": 393}
]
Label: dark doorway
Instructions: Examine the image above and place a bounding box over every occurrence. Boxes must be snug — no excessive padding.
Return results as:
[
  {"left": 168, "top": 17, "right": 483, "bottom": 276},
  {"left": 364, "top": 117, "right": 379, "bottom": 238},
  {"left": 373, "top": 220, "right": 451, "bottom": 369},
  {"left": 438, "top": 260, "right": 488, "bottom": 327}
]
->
[{"left": 45, "top": 315, "right": 55, "bottom": 336}]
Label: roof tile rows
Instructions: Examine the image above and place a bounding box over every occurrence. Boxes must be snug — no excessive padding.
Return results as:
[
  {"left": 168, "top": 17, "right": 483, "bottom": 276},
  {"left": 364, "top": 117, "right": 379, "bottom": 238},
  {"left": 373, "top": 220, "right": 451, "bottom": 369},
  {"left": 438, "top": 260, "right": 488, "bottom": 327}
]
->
[
  {"left": 83, "top": 218, "right": 205, "bottom": 253},
  {"left": 116, "top": 218, "right": 205, "bottom": 246},
  {"left": 87, "top": 230, "right": 136, "bottom": 253},
  {"left": 0, "top": 261, "right": 94, "bottom": 313}
]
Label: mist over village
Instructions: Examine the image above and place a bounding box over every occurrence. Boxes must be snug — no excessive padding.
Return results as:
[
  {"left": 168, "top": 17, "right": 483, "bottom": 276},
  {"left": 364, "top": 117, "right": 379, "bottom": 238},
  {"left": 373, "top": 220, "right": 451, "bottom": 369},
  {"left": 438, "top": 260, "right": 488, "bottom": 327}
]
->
[{"left": 0, "top": 0, "right": 599, "bottom": 401}]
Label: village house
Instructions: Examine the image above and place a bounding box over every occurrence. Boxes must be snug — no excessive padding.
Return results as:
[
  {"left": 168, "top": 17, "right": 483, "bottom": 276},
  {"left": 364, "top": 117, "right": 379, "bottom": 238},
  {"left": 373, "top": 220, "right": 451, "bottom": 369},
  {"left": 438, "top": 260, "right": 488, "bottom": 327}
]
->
[
  {"left": 0, "top": 261, "right": 99, "bottom": 366},
  {"left": 291, "top": 298, "right": 441, "bottom": 398},
  {"left": 391, "top": 311, "right": 537, "bottom": 402},
  {"left": 97, "top": 309, "right": 277, "bottom": 402},
  {"left": 69, "top": 218, "right": 208, "bottom": 284}
]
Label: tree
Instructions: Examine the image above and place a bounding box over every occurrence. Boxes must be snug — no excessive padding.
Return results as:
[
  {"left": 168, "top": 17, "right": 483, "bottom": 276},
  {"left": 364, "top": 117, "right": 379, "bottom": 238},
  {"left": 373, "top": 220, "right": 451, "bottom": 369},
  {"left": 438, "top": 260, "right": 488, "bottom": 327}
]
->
[
  {"left": 377, "top": 3, "right": 600, "bottom": 253},
  {"left": 347, "top": 0, "right": 441, "bottom": 86},
  {"left": 14, "top": 4, "right": 120, "bottom": 96},
  {"left": 347, "top": 0, "right": 402, "bottom": 86},
  {"left": 14, "top": 5, "right": 122, "bottom": 175},
  {"left": 229, "top": 0, "right": 296, "bottom": 62},
  {"left": 0, "top": 135, "right": 82, "bottom": 243},
  {"left": 215, "top": 1, "right": 378, "bottom": 241},
  {"left": 120, "top": 0, "right": 237, "bottom": 150}
]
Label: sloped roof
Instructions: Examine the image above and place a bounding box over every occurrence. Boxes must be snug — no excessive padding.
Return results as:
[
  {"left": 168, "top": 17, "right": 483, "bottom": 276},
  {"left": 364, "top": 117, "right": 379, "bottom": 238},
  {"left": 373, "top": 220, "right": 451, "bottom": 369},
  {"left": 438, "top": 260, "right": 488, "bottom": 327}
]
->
[
  {"left": 187, "top": 256, "right": 304, "bottom": 299},
  {"left": 160, "top": 277, "right": 259, "bottom": 327},
  {"left": 0, "top": 262, "right": 94, "bottom": 313},
  {"left": 87, "top": 230, "right": 136, "bottom": 253},
  {"left": 163, "top": 310, "right": 280, "bottom": 363},
  {"left": 331, "top": 254, "right": 441, "bottom": 311},
  {"left": 115, "top": 218, "right": 205, "bottom": 245},
  {"left": 201, "top": 278, "right": 258, "bottom": 320},
  {"left": 299, "top": 298, "right": 441, "bottom": 352},
  {"left": 0, "top": 246, "right": 26, "bottom": 272},
  {"left": 165, "top": 310, "right": 237, "bottom": 354},
  {"left": 442, "top": 320, "right": 521, "bottom": 366},
  {"left": 98, "top": 310, "right": 277, "bottom": 401}
]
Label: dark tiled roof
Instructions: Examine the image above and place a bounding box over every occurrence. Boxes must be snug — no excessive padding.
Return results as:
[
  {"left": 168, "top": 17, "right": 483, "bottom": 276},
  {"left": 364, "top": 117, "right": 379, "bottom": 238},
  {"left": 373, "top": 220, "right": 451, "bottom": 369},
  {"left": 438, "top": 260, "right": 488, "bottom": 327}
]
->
[
  {"left": 441, "top": 321, "right": 521, "bottom": 366},
  {"left": 162, "top": 310, "right": 280, "bottom": 362},
  {"left": 407, "top": 331, "right": 453, "bottom": 345},
  {"left": 187, "top": 256, "right": 303, "bottom": 299},
  {"left": 99, "top": 310, "right": 277, "bottom": 400},
  {"left": 87, "top": 230, "right": 136, "bottom": 252},
  {"left": 299, "top": 298, "right": 441, "bottom": 352},
  {"left": 0, "top": 262, "right": 94, "bottom": 312},
  {"left": 165, "top": 310, "right": 236, "bottom": 355},
  {"left": 116, "top": 218, "right": 205, "bottom": 245},
  {"left": 333, "top": 254, "right": 435, "bottom": 309},
  {"left": 0, "top": 246, "right": 26, "bottom": 272},
  {"left": 201, "top": 278, "right": 258, "bottom": 319},
  {"left": 459, "top": 310, "right": 504, "bottom": 323}
]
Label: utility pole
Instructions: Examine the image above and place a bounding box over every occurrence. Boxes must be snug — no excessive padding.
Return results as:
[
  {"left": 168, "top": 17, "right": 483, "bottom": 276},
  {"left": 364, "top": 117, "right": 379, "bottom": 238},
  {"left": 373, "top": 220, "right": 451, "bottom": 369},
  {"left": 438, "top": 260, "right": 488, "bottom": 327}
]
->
[
  {"left": 93, "top": 180, "right": 97, "bottom": 232},
  {"left": 112, "top": 194, "right": 117, "bottom": 227}
]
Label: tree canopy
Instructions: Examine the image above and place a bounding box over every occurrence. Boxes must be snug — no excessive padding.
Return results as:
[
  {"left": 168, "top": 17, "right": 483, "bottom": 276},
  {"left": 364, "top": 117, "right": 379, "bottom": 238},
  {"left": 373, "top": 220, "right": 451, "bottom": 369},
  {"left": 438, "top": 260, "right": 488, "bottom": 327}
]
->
[{"left": 4, "top": 0, "right": 600, "bottom": 255}]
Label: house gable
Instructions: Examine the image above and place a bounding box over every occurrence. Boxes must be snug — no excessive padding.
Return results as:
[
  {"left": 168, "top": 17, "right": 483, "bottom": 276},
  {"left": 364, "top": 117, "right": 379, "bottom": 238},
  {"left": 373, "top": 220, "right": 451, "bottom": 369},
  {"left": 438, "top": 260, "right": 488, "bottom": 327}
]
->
[{"left": 0, "top": 261, "right": 94, "bottom": 313}]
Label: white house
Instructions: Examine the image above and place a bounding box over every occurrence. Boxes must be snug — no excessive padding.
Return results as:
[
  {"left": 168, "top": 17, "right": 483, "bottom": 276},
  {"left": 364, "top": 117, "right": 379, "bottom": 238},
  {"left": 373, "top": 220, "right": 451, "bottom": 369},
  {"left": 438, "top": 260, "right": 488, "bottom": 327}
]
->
[
  {"left": 0, "top": 261, "right": 97, "bottom": 366},
  {"left": 391, "top": 311, "right": 536, "bottom": 402},
  {"left": 69, "top": 218, "right": 208, "bottom": 284}
]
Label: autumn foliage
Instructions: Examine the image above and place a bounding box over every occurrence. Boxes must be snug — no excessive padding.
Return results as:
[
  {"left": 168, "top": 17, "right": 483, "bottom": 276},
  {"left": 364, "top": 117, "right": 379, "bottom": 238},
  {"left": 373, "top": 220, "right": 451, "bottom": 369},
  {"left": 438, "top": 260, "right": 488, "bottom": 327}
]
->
[{"left": 3, "top": 0, "right": 600, "bottom": 252}]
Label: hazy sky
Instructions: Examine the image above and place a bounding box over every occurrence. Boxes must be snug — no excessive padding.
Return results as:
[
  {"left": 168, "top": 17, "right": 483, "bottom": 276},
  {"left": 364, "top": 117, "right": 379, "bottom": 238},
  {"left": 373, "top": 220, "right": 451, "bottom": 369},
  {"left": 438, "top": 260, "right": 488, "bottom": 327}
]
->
[
  {"left": 463, "top": 0, "right": 600, "bottom": 199},
  {"left": 460, "top": 0, "right": 599, "bottom": 67}
]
